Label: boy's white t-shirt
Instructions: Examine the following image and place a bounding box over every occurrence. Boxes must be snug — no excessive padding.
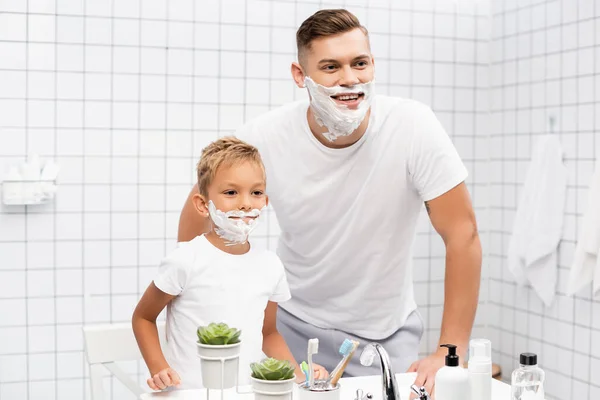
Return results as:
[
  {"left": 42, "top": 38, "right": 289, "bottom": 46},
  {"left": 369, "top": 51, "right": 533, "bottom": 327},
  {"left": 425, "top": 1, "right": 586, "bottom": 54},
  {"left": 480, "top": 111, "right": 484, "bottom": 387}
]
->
[
  {"left": 236, "top": 95, "right": 468, "bottom": 340},
  {"left": 153, "top": 235, "right": 291, "bottom": 390}
]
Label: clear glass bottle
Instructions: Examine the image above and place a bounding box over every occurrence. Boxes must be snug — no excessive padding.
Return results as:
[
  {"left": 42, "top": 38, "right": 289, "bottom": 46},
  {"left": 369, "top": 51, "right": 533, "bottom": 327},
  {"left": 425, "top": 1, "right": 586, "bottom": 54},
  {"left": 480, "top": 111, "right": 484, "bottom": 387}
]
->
[{"left": 511, "top": 353, "right": 545, "bottom": 400}]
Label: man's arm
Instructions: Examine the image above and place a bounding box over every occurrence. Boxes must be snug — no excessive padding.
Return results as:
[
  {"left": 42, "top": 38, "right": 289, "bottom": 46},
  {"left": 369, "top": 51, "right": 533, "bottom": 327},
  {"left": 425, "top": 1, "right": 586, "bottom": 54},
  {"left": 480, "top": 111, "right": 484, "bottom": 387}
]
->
[
  {"left": 408, "top": 182, "right": 482, "bottom": 398},
  {"left": 177, "top": 184, "right": 211, "bottom": 242},
  {"left": 426, "top": 182, "right": 481, "bottom": 357}
]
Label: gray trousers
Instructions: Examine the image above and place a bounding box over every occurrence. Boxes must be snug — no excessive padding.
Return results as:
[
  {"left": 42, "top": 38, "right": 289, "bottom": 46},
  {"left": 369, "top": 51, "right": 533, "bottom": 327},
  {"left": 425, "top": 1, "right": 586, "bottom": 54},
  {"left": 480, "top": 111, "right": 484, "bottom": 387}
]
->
[{"left": 276, "top": 306, "right": 424, "bottom": 377}]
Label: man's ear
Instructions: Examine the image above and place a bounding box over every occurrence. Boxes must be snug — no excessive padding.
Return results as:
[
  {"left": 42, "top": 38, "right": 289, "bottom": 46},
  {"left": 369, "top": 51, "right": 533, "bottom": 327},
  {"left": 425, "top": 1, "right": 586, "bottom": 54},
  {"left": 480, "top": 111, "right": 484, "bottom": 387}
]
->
[
  {"left": 192, "top": 193, "right": 209, "bottom": 218},
  {"left": 291, "top": 62, "right": 306, "bottom": 88}
]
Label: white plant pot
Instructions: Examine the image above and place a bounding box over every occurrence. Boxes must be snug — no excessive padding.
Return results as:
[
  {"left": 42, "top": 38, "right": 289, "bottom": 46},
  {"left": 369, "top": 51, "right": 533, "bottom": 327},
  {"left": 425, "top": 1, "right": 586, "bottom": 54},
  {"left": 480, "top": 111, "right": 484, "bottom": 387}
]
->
[
  {"left": 251, "top": 376, "right": 296, "bottom": 400},
  {"left": 196, "top": 342, "right": 241, "bottom": 389}
]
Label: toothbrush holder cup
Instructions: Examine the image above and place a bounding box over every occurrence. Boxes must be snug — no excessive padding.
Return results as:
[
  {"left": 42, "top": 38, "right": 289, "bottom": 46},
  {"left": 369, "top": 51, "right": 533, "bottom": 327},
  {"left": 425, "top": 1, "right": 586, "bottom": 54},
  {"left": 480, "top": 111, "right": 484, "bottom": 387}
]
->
[{"left": 297, "top": 381, "right": 341, "bottom": 400}]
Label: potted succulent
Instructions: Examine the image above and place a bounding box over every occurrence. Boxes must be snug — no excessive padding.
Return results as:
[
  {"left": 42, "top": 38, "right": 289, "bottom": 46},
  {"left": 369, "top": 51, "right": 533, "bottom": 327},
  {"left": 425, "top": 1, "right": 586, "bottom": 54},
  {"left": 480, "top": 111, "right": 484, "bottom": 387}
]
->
[
  {"left": 250, "top": 358, "right": 296, "bottom": 400},
  {"left": 196, "top": 322, "right": 242, "bottom": 389}
]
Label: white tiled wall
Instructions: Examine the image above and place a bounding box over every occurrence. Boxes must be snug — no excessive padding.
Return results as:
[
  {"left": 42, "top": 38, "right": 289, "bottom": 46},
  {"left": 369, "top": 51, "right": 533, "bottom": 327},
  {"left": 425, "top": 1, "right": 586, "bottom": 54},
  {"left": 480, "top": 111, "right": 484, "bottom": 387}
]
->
[
  {"left": 489, "top": 0, "right": 600, "bottom": 399},
  {"left": 0, "top": 0, "right": 488, "bottom": 399}
]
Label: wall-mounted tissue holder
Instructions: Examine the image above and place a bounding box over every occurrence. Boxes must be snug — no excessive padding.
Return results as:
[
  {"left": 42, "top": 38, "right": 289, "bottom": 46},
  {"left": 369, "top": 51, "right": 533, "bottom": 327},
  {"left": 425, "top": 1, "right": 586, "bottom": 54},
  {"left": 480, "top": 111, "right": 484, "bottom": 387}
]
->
[
  {"left": 1, "top": 155, "right": 60, "bottom": 206},
  {"left": 2, "top": 179, "right": 58, "bottom": 205}
]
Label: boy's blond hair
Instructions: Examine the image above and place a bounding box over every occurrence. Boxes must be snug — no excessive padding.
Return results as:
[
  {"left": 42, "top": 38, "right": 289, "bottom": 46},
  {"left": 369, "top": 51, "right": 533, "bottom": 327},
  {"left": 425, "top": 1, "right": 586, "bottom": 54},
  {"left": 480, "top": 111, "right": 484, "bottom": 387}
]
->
[{"left": 196, "top": 136, "right": 265, "bottom": 196}]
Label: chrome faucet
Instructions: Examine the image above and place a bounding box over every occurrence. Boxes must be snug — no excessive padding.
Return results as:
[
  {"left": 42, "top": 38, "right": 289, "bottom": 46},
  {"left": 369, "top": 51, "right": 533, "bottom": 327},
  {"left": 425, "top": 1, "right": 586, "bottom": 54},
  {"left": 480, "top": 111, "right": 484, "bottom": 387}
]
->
[{"left": 359, "top": 343, "right": 400, "bottom": 400}]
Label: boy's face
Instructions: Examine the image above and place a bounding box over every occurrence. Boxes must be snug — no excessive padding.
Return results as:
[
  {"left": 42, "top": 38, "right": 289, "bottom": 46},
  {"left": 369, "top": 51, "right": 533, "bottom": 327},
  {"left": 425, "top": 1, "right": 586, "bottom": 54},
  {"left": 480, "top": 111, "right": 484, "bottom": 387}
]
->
[
  {"left": 204, "top": 161, "right": 267, "bottom": 220},
  {"left": 292, "top": 28, "right": 374, "bottom": 108}
]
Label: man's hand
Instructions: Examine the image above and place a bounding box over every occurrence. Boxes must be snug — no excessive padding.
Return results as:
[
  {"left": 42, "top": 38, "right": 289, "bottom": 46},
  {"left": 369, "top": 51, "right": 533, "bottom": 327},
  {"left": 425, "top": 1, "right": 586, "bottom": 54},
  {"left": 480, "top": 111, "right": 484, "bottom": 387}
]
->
[{"left": 407, "top": 350, "right": 446, "bottom": 399}]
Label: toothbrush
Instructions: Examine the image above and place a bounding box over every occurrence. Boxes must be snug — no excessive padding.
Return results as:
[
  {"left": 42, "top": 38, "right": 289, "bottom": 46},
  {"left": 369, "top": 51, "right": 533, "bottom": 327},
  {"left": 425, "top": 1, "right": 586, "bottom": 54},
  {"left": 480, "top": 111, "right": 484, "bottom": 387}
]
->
[
  {"left": 307, "top": 338, "right": 319, "bottom": 387},
  {"left": 328, "top": 339, "right": 355, "bottom": 380},
  {"left": 300, "top": 361, "right": 309, "bottom": 386},
  {"left": 328, "top": 340, "right": 360, "bottom": 386}
]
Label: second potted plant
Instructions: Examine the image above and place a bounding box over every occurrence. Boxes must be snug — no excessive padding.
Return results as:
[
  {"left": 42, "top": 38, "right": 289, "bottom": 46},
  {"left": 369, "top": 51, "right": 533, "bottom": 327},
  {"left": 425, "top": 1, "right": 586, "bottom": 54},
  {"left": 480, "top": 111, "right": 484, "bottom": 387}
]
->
[
  {"left": 196, "top": 322, "right": 242, "bottom": 389},
  {"left": 250, "top": 358, "right": 296, "bottom": 400}
]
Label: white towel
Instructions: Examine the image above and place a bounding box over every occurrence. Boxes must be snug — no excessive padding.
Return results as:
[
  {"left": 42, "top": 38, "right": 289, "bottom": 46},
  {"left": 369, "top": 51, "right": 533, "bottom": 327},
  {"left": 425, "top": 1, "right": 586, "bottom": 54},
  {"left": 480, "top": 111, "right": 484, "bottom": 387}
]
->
[
  {"left": 507, "top": 135, "right": 567, "bottom": 307},
  {"left": 566, "top": 160, "right": 600, "bottom": 296}
]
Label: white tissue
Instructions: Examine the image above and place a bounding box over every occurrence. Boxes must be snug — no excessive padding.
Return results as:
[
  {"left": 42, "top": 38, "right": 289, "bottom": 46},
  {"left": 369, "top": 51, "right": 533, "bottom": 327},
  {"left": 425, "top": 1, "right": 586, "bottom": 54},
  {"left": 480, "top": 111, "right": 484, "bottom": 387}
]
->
[{"left": 2, "top": 154, "right": 59, "bottom": 205}]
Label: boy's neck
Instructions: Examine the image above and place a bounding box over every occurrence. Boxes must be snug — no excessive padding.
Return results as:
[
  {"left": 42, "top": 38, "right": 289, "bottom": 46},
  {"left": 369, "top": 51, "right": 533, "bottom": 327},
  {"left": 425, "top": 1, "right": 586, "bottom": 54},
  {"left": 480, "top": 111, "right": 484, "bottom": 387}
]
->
[{"left": 204, "top": 230, "right": 251, "bottom": 255}]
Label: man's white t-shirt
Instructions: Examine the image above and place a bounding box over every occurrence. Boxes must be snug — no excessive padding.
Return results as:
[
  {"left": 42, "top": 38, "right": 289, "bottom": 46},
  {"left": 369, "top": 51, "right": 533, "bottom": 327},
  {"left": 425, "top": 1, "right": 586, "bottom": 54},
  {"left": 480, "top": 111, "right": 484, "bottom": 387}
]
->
[
  {"left": 153, "top": 235, "right": 291, "bottom": 389},
  {"left": 236, "top": 95, "right": 468, "bottom": 340}
]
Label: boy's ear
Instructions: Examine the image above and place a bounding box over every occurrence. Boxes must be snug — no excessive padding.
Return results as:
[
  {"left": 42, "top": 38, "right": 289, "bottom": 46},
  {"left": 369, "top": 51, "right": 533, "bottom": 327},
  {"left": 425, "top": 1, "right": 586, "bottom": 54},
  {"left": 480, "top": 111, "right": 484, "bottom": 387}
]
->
[
  {"left": 265, "top": 195, "right": 269, "bottom": 207},
  {"left": 192, "top": 193, "right": 209, "bottom": 217}
]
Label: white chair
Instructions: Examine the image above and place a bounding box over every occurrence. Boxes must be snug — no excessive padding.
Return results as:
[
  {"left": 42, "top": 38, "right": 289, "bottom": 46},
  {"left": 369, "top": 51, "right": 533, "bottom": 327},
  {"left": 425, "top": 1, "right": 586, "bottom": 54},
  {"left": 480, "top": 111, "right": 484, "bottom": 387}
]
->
[{"left": 83, "top": 321, "right": 167, "bottom": 400}]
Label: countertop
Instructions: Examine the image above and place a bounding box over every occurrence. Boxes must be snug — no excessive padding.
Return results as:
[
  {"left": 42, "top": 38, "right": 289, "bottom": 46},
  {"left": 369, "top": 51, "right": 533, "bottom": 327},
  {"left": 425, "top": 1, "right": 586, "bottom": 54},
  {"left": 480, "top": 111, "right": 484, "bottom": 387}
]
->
[{"left": 139, "top": 372, "right": 510, "bottom": 400}]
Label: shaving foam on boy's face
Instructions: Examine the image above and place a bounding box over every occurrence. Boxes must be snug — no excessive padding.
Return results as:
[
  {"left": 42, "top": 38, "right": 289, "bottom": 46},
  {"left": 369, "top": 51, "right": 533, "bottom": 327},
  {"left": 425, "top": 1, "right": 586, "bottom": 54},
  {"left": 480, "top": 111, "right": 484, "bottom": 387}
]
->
[
  {"left": 207, "top": 200, "right": 265, "bottom": 246},
  {"left": 304, "top": 76, "right": 375, "bottom": 142}
]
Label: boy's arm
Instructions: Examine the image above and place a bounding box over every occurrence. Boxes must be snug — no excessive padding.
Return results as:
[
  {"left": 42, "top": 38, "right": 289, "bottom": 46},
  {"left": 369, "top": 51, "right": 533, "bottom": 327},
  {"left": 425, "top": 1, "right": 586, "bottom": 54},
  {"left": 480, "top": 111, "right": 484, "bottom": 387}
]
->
[
  {"left": 132, "top": 282, "right": 177, "bottom": 380},
  {"left": 261, "top": 301, "right": 304, "bottom": 382},
  {"left": 178, "top": 184, "right": 211, "bottom": 242}
]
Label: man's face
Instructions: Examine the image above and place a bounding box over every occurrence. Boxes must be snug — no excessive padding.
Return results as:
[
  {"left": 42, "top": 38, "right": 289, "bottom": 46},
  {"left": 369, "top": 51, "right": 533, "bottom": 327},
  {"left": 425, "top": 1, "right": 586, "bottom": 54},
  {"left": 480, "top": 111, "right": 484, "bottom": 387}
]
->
[{"left": 296, "top": 28, "right": 374, "bottom": 107}]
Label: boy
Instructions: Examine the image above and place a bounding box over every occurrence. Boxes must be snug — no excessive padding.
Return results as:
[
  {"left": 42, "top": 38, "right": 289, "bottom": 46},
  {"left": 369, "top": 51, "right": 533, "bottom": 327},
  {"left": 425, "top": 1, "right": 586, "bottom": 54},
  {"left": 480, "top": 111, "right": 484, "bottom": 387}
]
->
[{"left": 132, "top": 137, "right": 327, "bottom": 391}]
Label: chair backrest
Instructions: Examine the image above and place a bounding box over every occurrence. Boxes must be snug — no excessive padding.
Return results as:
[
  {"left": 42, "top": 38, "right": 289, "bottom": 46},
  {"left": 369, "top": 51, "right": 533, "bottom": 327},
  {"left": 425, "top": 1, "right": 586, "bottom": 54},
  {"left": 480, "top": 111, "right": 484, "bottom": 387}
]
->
[{"left": 83, "top": 321, "right": 167, "bottom": 400}]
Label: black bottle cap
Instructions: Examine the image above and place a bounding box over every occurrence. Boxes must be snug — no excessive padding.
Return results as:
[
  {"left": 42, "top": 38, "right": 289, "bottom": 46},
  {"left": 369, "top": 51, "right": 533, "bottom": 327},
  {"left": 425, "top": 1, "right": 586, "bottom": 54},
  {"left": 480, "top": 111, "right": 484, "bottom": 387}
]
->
[
  {"left": 440, "top": 344, "right": 459, "bottom": 367},
  {"left": 520, "top": 353, "right": 537, "bottom": 366}
]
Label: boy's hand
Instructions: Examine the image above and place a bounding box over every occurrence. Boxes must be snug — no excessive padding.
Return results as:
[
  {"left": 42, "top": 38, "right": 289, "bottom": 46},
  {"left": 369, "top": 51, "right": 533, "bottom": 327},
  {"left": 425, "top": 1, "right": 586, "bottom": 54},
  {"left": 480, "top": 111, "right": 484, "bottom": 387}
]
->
[
  {"left": 312, "top": 363, "right": 329, "bottom": 380},
  {"left": 147, "top": 367, "right": 181, "bottom": 390}
]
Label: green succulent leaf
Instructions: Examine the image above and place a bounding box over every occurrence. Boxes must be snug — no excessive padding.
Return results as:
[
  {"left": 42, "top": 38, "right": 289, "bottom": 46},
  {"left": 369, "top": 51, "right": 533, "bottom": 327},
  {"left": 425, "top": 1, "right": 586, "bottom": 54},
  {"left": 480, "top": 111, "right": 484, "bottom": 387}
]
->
[
  {"left": 197, "top": 322, "right": 241, "bottom": 345},
  {"left": 250, "top": 358, "right": 295, "bottom": 381}
]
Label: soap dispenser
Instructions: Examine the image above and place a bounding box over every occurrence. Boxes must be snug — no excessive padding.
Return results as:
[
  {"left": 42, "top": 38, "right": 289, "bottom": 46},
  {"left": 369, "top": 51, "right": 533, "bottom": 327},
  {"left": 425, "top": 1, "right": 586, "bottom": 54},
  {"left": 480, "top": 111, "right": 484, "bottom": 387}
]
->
[{"left": 434, "top": 344, "right": 470, "bottom": 400}]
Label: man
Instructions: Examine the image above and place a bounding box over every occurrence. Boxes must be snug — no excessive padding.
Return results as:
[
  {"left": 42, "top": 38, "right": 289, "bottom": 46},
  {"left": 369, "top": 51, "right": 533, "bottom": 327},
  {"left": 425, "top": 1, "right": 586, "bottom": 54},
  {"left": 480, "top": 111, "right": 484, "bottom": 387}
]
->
[{"left": 178, "top": 9, "right": 481, "bottom": 398}]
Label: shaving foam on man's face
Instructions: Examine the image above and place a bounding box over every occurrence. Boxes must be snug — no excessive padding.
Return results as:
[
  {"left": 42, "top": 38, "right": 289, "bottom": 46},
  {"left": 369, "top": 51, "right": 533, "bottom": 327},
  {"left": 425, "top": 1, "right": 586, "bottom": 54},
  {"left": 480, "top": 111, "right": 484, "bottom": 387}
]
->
[
  {"left": 208, "top": 200, "right": 265, "bottom": 246},
  {"left": 303, "top": 76, "right": 375, "bottom": 142}
]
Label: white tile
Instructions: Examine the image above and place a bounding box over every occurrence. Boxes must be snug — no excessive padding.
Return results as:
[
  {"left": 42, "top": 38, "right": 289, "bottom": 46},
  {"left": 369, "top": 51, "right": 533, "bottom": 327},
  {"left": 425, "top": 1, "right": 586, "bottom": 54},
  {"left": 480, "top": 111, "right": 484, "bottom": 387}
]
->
[
  {"left": 29, "top": 242, "right": 55, "bottom": 270},
  {"left": 84, "top": 101, "right": 111, "bottom": 128},
  {"left": 27, "top": 297, "right": 55, "bottom": 325},
  {"left": 84, "top": 294, "right": 110, "bottom": 323},
  {"left": 246, "top": 26, "right": 270, "bottom": 52},
  {"left": 26, "top": 213, "right": 54, "bottom": 241},
  {"left": 58, "top": 44, "right": 85, "bottom": 72},
  {"left": 28, "top": 354, "right": 55, "bottom": 381},
  {"left": 140, "top": 48, "right": 166, "bottom": 75},
  {"left": 219, "top": 105, "right": 244, "bottom": 130},
  {"left": 390, "top": 10, "right": 410, "bottom": 35},
  {"left": 0, "top": 327, "right": 27, "bottom": 355},
  {"left": 56, "top": 269, "right": 83, "bottom": 296},
  {"left": 434, "top": 13, "right": 454, "bottom": 38},
  {"left": 56, "top": 351, "right": 84, "bottom": 378},
  {"left": 83, "top": 212, "right": 110, "bottom": 239},
  {"left": 83, "top": 157, "right": 110, "bottom": 184},
  {"left": 26, "top": 100, "right": 53, "bottom": 128},
  {"left": 56, "top": 296, "right": 82, "bottom": 324},
  {"left": 412, "top": 37, "right": 433, "bottom": 61},
  {"left": 27, "top": 270, "right": 54, "bottom": 297},
  {"left": 112, "top": 0, "right": 138, "bottom": 18},
  {"left": 113, "top": 47, "right": 140, "bottom": 74},
  {"left": 139, "top": 185, "right": 166, "bottom": 212},
  {"left": 112, "top": 130, "right": 138, "bottom": 157},
  {"left": 193, "top": 104, "right": 219, "bottom": 130},
  {"left": 56, "top": 241, "right": 83, "bottom": 268},
  {"left": 84, "top": 73, "right": 111, "bottom": 101},
  {"left": 166, "top": 104, "right": 192, "bottom": 130},
  {"left": 139, "top": 239, "right": 167, "bottom": 266},
  {"left": 245, "top": 53, "right": 271, "bottom": 78},
  {"left": 111, "top": 185, "right": 138, "bottom": 212},
  {"left": 112, "top": 267, "right": 137, "bottom": 294},
  {"left": 0, "top": 13, "right": 26, "bottom": 41},
  {"left": 140, "top": 0, "right": 165, "bottom": 19},
  {"left": 168, "top": 0, "right": 193, "bottom": 21},
  {"left": 195, "top": 23, "right": 219, "bottom": 50},
  {"left": 111, "top": 158, "right": 138, "bottom": 184},
  {"left": 140, "top": 20, "right": 166, "bottom": 48},
  {"left": 111, "top": 294, "right": 138, "bottom": 322},
  {"left": 167, "top": 49, "right": 193, "bottom": 76},
  {"left": 390, "top": 35, "right": 411, "bottom": 60},
  {"left": 0, "top": 242, "right": 25, "bottom": 271},
  {"left": 168, "top": 21, "right": 194, "bottom": 48},
  {"left": 56, "top": 325, "right": 83, "bottom": 353},
  {"left": 167, "top": 76, "right": 193, "bottom": 103},
  {"left": 220, "top": 78, "right": 245, "bottom": 104},
  {"left": 272, "top": 27, "right": 296, "bottom": 54},
  {"left": 0, "top": 271, "right": 24, "bottom": 299},
  {"left": 56, "top": 212, "right": 83, "bottom": 240},
  {"left": 0, "top": 354, "right": 27, "bottom": 382},
  {"left": 111, "top": 212, "right": 138, "bottom": 239},
  {"left": 166, "top": 158, "right": 193, "bottom": 185},
  {"left": 246, "top": 0, "right": 269, "bottom": 25},
  {"left": 84, "top": 268, "right": 109, "bottom": 296}
]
